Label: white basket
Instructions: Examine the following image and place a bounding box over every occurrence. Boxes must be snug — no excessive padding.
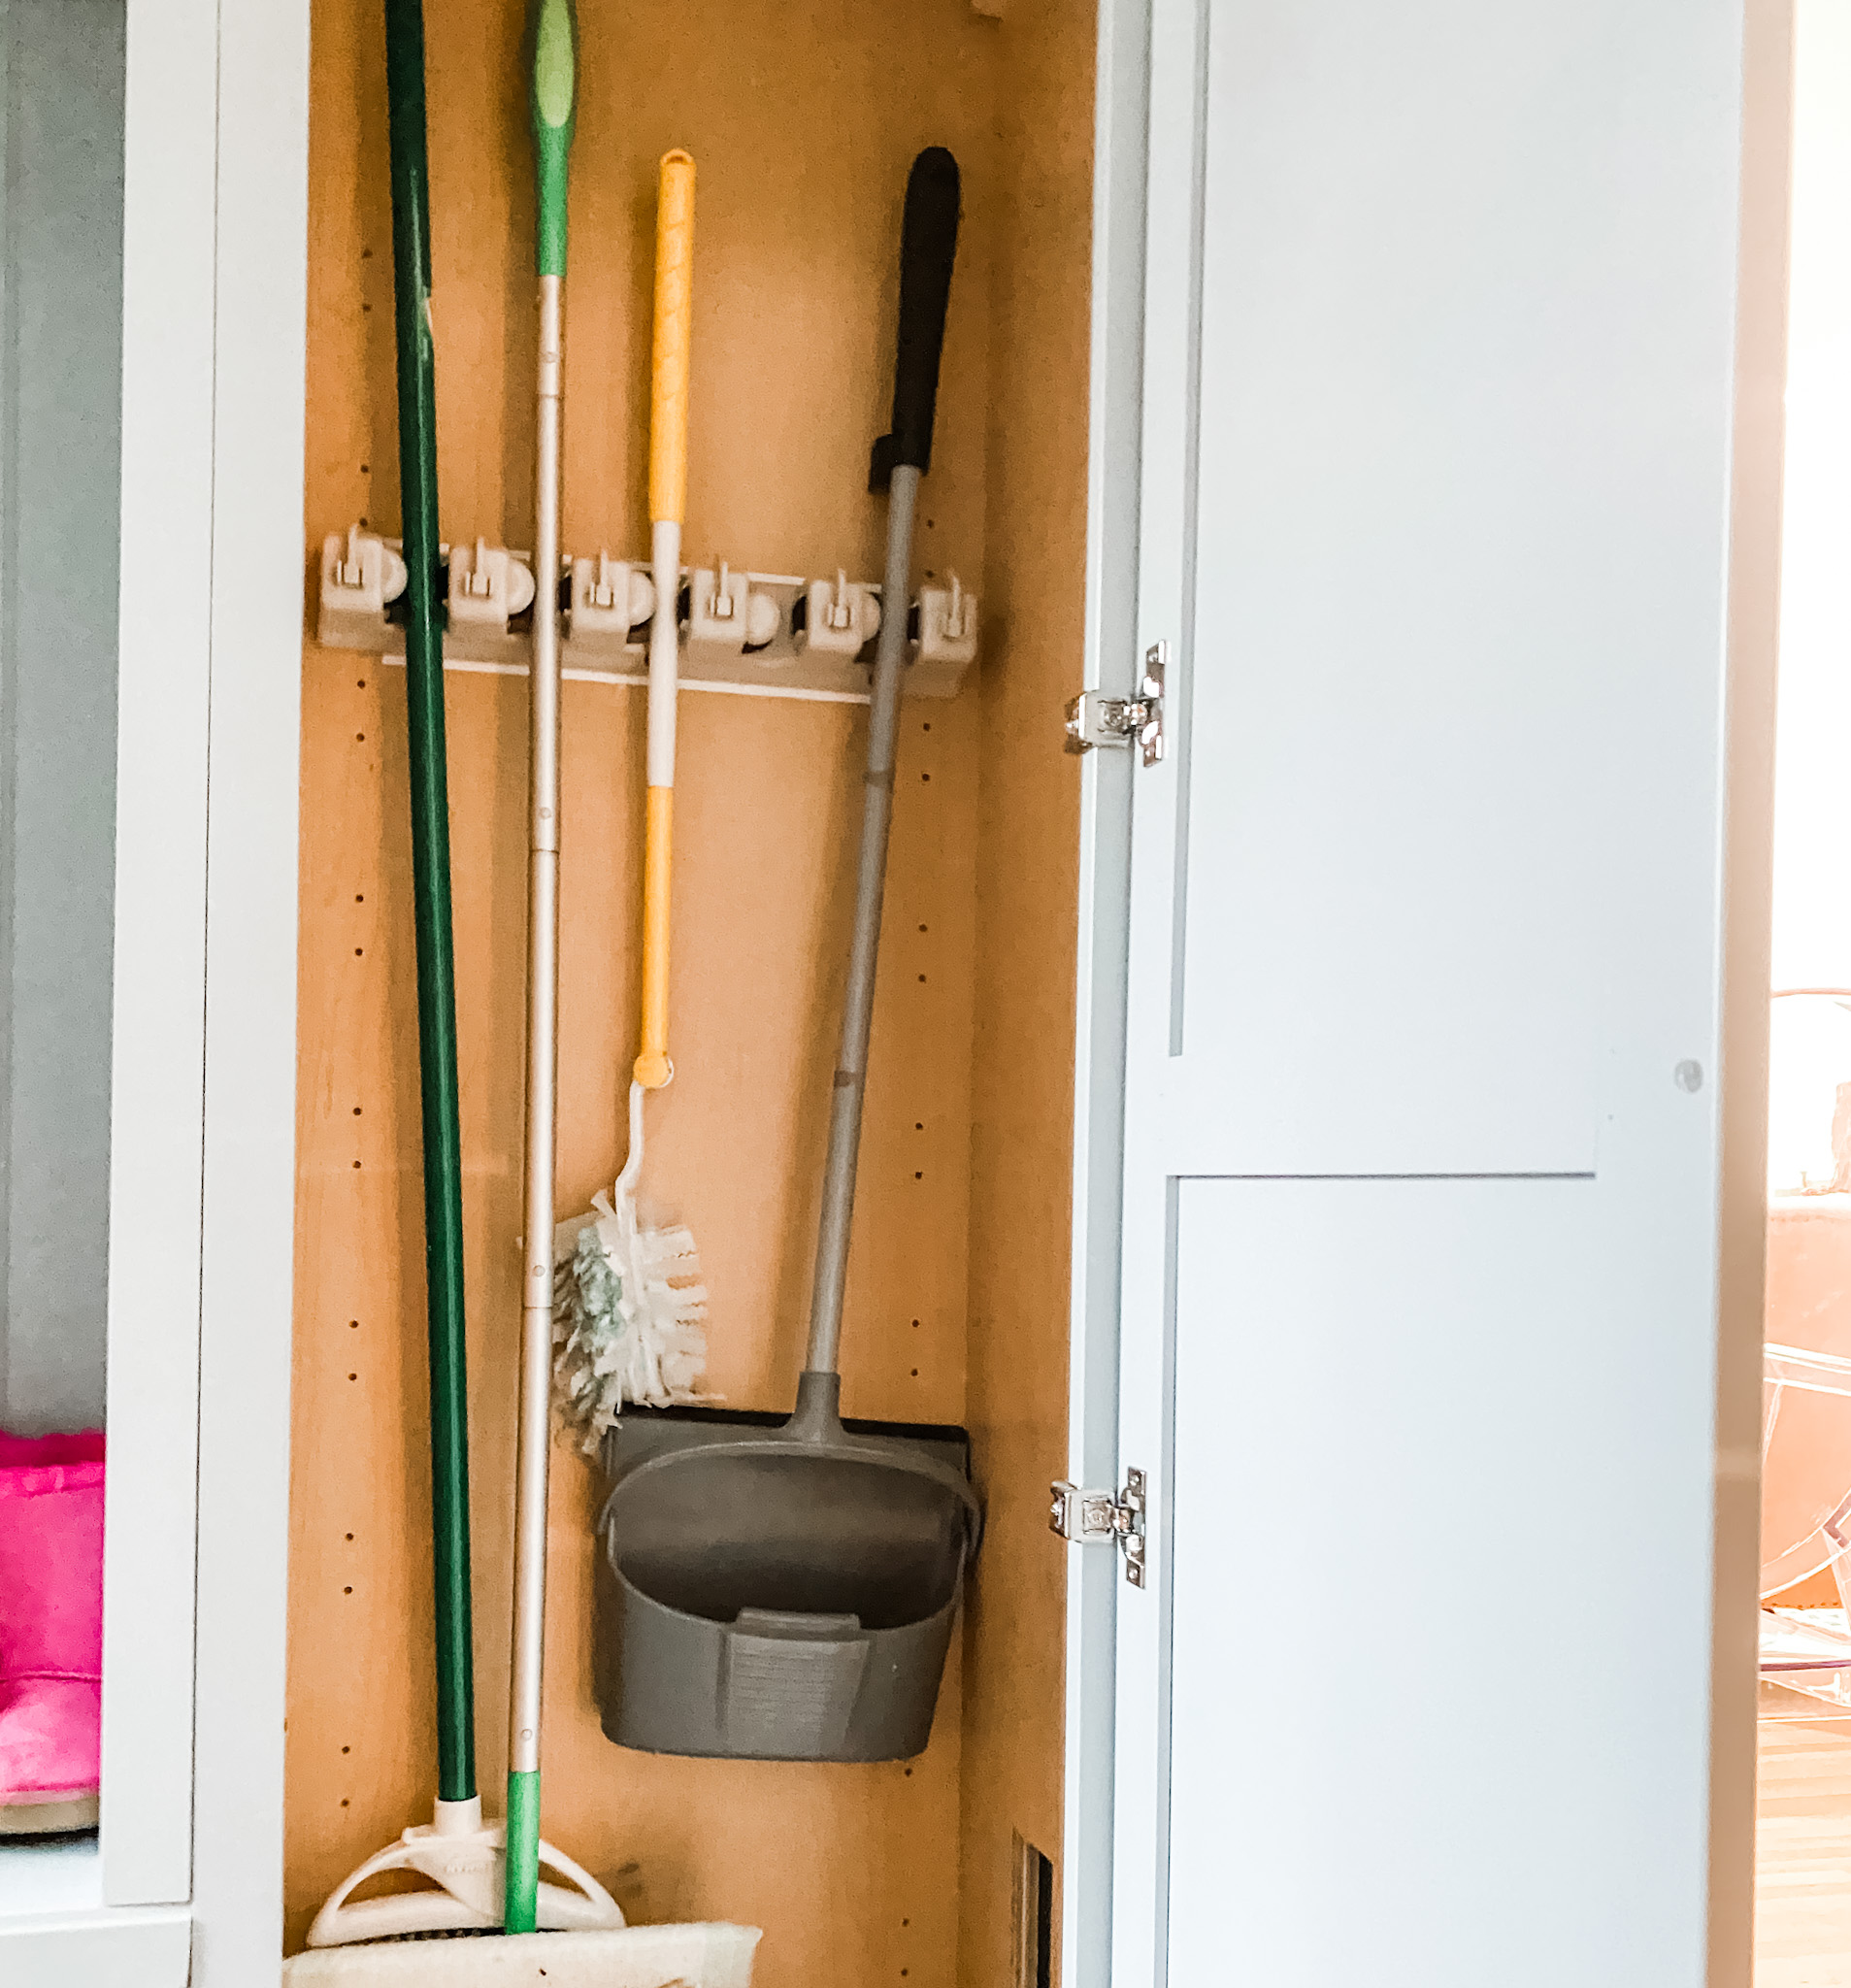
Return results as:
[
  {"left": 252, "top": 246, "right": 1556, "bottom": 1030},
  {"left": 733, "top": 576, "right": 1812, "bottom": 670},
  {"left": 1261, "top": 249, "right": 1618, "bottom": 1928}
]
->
[{"left": 281, "top": 1923, "right": 761, "bottom": 1988}]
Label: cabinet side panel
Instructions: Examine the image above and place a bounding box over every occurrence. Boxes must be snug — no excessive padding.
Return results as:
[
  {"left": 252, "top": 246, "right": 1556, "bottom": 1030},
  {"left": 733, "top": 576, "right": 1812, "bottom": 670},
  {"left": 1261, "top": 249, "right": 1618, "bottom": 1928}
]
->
[
  {"left": 1711, "top": 0, "right": 1792, "bottom": 1980},
  {"left": 960, "top": 4, "right": 1097, "bottom": 1985}
]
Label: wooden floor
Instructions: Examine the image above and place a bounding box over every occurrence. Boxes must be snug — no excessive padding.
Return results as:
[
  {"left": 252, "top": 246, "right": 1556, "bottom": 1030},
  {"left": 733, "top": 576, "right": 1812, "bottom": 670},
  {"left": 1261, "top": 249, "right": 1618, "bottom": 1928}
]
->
[{"left": 1760, "top": 1695, "right": 1851, "bottom": 1982}]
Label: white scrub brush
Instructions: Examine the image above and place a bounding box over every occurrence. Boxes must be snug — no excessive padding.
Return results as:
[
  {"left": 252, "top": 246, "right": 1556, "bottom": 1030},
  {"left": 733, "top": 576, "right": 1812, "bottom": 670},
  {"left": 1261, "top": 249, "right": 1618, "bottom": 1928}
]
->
[{"left": 553, "top": 1081, "right": 709, "bottom": 1446}]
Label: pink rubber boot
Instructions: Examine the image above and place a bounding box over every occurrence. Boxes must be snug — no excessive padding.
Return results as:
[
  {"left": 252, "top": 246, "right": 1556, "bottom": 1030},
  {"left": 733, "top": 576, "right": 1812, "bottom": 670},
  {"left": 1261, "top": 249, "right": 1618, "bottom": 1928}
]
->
[{"left": 0, "top": 1430, "right": 104, "bottom": 1834}]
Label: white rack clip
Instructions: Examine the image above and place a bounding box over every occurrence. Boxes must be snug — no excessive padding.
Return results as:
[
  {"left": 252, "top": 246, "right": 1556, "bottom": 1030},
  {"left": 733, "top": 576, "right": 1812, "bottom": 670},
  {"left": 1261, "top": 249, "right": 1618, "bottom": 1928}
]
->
[
  {"left": 448, "top": 536, "right": 537, "bottom": 632},
  {"left": 687, "top": 562, "right": 788, "bottom": 665},
  {"left": 687, "top": 559, "right": 750, "bottom": 658},
  {"left": 802, "top": 570, "right": 881, "bottom": 657},
  {"left": 916, "top": 570, "right": 978, "bottom": 673},
  {"left": 568, "top": 551, "right": 653, "bottom": 657},
  {"left": 318, "top": 528, "right": 408, "bottom": 647}
]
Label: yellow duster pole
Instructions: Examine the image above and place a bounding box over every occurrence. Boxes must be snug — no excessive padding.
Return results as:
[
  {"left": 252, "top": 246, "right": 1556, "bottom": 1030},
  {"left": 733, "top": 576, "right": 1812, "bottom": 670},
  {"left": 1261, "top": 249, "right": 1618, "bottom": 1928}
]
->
[{"left": 637, "top": 148, "right": 695, "bottom": 1090}]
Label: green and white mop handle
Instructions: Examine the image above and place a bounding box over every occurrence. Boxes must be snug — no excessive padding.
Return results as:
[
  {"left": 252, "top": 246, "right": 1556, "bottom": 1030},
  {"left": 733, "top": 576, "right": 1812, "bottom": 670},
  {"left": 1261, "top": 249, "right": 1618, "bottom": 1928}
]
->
[
  {"left": 507, "top": 0, "right": 578, "bottom": 1939},
  {"left": 804, "top": 148, "right": 961, "bottom": 1380}
]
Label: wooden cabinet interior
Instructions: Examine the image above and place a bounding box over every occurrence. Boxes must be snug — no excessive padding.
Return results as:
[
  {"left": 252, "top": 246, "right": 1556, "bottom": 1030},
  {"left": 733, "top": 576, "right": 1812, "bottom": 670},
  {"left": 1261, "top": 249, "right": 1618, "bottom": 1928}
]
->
[{"left": 288, "top": 0, "right": 1095, "bottom": 1981}]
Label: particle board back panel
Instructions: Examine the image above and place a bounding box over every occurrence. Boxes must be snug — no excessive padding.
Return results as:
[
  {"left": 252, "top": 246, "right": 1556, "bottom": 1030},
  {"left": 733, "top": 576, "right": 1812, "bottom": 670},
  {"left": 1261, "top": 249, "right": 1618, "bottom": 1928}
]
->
[{"left": 288, "top": 0, "right": 998, "bottom": 1978}]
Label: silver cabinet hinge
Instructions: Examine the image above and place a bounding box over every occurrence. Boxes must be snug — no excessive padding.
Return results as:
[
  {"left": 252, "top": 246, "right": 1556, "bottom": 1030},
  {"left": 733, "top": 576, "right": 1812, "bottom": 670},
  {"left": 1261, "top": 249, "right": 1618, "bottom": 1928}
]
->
[
  {"left": 1064, "top": 642, "right": 1166, "bottom": 767},
  {"left": 1049, "top": 1468, "right": 1147, "bottom": 1588}
]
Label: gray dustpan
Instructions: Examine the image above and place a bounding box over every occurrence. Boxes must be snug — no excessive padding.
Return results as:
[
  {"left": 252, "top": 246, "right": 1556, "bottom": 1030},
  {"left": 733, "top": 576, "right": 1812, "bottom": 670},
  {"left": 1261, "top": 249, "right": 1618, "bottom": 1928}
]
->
[{"left": 593, "top": 148, "right": 975, "bottom": 1764}]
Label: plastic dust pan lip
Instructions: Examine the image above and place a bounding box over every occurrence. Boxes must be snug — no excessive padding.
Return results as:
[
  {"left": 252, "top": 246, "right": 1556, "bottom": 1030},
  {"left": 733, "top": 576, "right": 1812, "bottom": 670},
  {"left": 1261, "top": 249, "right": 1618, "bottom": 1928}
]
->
[
  {"left": 600, "top": 1376, "right": 983, "bottom": 1547},
  {"left": 281, "top": 1923, "right": 763, "bottom": 1987},
  {"left": 606, "top": 1421, "right": 982, "bottom": 1540}
]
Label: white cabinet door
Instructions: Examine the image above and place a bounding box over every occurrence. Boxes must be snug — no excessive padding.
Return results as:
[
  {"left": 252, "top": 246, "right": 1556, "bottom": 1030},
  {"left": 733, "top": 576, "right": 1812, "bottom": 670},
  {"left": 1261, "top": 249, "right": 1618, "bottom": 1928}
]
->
[{"left": 1107, "top": 2, "right": 1780, "bottom": 1981}]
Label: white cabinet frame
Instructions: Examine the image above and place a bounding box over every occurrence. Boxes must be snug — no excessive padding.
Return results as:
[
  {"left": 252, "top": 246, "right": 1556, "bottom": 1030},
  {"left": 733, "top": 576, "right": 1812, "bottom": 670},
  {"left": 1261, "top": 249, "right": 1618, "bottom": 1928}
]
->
[
  {"left": 190, "top": 0, "right": 310, "bottom": 1974},
  {"left": 98, "top": 0, "right": 221, "bottom": 1906}
]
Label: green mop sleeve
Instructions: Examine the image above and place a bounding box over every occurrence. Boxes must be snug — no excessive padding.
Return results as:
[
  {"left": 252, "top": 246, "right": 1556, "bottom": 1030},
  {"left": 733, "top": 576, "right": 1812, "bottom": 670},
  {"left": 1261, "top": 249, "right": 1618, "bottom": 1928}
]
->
[{"left": 529, "top": 0, "right": 577, "bottom": 279}]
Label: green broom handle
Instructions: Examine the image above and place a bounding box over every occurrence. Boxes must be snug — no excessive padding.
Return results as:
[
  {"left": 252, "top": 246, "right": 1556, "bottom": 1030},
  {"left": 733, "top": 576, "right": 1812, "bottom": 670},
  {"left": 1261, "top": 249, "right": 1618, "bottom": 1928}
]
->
[{"left": 383, "top": 0, "right": 477, "bottom": 1810}]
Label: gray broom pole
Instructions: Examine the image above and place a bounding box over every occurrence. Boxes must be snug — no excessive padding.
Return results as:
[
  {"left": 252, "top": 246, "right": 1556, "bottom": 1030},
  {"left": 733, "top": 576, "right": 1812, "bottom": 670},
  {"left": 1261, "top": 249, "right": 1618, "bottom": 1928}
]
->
[{"left": 804, "top": 148, "right": 961, "bottom": 1387}]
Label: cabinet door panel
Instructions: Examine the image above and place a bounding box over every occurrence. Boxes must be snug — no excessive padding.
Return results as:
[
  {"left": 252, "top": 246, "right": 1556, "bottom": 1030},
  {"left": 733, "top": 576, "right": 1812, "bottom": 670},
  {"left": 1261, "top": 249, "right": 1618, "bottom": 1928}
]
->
[
  {"left": 1164, "top": 1176, "right": 1708, "bottom": 1985},
  {"left": 1135, "top": 0, "right": 1742, "bottom": 1179}
]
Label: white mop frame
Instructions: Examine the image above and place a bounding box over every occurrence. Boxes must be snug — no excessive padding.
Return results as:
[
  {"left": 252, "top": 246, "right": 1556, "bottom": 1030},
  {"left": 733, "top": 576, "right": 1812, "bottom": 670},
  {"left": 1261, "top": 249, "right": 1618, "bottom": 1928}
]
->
[{"left": 299, "top": 1795, "right": 619, "bottom": 1946}]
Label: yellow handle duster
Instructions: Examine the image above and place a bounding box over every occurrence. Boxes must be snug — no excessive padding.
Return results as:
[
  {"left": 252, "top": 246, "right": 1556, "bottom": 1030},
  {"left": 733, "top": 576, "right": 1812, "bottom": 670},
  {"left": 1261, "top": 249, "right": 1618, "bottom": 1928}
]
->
[
  {"left": 548, "top": 149, "right": 709, "bottom": 1441},
  {"left": 636, "top": 148, "right": 695, "bottom": 1090}
]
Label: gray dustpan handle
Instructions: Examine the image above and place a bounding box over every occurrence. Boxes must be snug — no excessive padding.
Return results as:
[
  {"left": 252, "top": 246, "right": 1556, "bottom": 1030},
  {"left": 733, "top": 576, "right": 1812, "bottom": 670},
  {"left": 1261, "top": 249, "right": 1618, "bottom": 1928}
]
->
[{"left": 805, "top": 149, "right": 960, "bottom": 1380}]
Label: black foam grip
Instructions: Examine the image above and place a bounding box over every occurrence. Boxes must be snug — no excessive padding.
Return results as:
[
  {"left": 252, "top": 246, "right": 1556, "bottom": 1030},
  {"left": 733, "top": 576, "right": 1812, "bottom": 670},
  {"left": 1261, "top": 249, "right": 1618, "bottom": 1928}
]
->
[{"left": 870, "top": 147, "right": 961, "bottom": 491}]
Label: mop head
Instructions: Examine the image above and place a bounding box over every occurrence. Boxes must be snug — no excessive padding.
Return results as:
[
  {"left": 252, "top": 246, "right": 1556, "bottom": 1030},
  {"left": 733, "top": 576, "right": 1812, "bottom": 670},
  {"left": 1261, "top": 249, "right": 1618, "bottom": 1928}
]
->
[
  {"left": 282, "top": 1924, "right": 762, "bottom": 1988},
  {"left": 553, "top": 1088, "right": 710, "bottom": 1446}
]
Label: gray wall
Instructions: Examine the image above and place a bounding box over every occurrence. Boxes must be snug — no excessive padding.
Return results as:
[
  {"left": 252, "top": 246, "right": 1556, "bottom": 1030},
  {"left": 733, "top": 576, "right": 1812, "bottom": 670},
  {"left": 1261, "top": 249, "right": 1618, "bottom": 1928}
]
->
[{"left": 0, "top": 0, "right": 125, "bottom": 1433}]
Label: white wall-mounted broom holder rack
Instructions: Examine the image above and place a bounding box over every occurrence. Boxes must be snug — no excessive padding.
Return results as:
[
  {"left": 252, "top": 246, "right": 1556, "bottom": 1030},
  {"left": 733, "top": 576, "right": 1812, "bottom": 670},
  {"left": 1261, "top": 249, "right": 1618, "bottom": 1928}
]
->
[{"left": 316, "top": 525, "right": 979, "bottom": 702}]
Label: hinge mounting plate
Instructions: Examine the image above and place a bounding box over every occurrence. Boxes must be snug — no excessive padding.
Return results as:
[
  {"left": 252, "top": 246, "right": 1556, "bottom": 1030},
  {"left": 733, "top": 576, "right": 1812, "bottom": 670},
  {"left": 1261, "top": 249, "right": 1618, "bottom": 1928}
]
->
[
  {"left": 1064, "top": 642, "right": 1167, "bottom": 767},
  {"left": 1049, "top": 1468, "right": 1147, "bottom": 1587}
]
